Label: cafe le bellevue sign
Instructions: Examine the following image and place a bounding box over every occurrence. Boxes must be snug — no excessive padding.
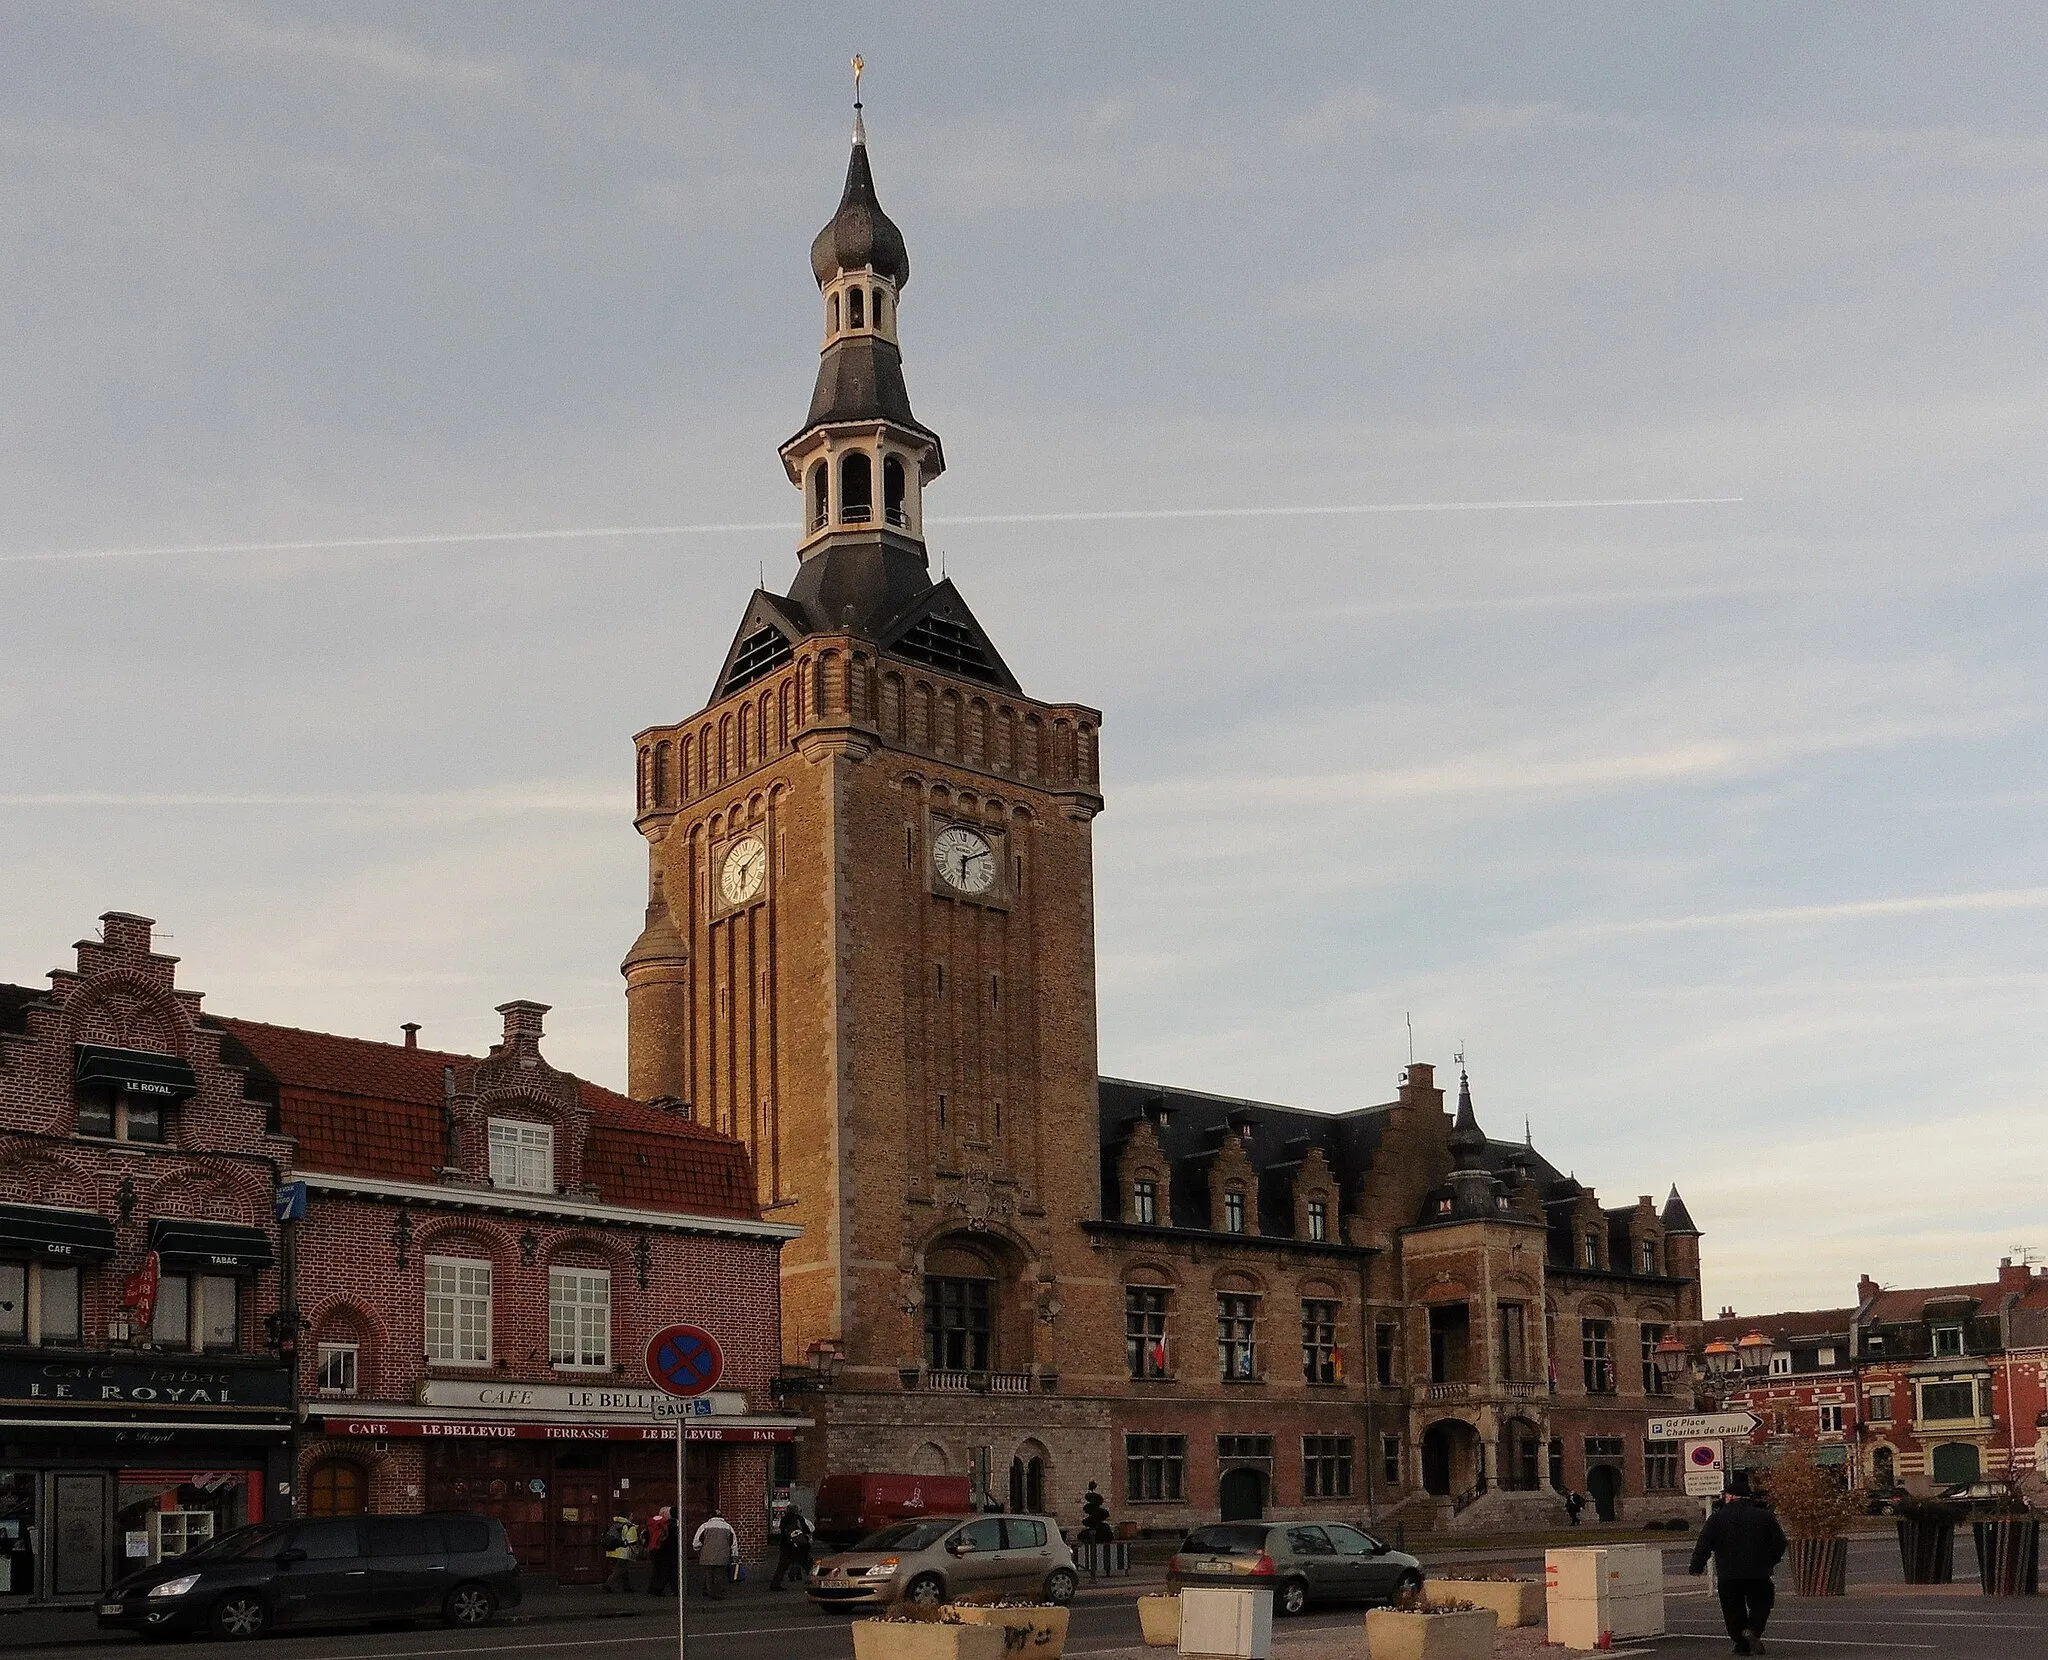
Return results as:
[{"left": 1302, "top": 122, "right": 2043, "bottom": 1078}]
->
[{"left": 415, "top": 1380, "right": 748, "bottom": 1417}]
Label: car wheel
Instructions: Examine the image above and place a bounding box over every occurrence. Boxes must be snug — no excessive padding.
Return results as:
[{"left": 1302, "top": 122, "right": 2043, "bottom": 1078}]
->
[
  {"left": 1393, "top": 1569, "right": 1423, "bottom": 1607},
  {"left": 1278, "top": 1576, "right": 1310, "bottom": 1617},
  {"left": 209, "top": 1593, "right": 269, "bottom": 1640},
  {"left": 1043, "top": 1569, "right": 1077, "bottom": 1606},
  {"left": 443, "top": 1583, "right": 497, "bottom": 1628},
  {"left": 904, "top": 1574, "right": 946, "bottom": 1610}
]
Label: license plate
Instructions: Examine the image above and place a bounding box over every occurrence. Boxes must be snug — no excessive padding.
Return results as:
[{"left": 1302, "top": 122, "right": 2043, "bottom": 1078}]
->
[{"left": 98, "top": 1604, "right": 122, "bottom": 1615}]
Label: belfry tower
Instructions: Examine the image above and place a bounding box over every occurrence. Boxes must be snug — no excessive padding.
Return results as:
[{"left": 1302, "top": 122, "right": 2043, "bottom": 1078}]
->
[{"left": 624, "top": 87, "right": 1115, "bottom": 1485}]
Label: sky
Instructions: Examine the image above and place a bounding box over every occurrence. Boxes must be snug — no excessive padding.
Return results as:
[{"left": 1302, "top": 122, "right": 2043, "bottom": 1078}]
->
[{"left": 3, "top": 2, "right": 2045, "bottom": 1316}]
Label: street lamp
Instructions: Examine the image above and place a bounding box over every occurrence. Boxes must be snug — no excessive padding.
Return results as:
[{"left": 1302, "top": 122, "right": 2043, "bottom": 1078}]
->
[{"left": 1703, "top": 1339, "right": 1738, "bottom": 1379}]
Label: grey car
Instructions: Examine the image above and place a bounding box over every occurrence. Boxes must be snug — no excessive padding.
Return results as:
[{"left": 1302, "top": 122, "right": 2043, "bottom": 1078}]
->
[
  {"left": 806, "top": 1514, "right": 1079, "bottom": 1611},
  {"left": 1168, "top": 1521, "right": 1423, "bottom": 1617}
]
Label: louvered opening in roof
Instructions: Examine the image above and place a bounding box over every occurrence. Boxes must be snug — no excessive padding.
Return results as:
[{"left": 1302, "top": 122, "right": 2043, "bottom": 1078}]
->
[
  {"left": 891, "top": 613, "right": 1001, "bottom": 685},
  {"left": 721, "top": 626, "right": 795, "bottom": 697}
]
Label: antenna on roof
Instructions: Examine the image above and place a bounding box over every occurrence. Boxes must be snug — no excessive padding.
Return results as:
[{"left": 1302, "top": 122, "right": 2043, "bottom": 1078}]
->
[{"left": 1405, "top": 1011, "right": 1413, "bottom": 1064}]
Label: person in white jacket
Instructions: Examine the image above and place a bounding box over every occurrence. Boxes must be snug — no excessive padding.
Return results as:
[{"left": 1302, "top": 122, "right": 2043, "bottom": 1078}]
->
[{"left": 691, "top": 1510, "right": 737, "bottom": 1600}]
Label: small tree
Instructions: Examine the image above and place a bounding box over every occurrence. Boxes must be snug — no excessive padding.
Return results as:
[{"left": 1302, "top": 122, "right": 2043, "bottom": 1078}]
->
[
  {"left": 1080, "top": 1482, "right": 1112, "bottom": 1543},
  {"left": 1758, "top": 1441, "right": 1863, "bottom": 1540}
]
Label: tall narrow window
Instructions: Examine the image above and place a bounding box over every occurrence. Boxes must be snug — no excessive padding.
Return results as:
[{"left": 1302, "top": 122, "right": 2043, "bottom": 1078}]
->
[
  {"left": 1640, "top": 1240, "right": 1657, "bottom": 1275},
  {"left": 810, "top": 462, "right": 829, "bottom": 531},
  {"left": 1222, "top": 1190, "right": 1246, "bottom": 1234},
  {"left": 549, "top": 1268, "right": 611, "bottom": 1369},
  {"left": 1382, "top": 1435, "right": 1402, "bottom": 1485},
  {"left": 317, "top": 1344, "right": 359, "bottom": 1394},
  {"left": 199, "top": 1276, "right": 238, "bottom": 1350},
  {"left": 839, "top": 451, "right": 873, "bottom": 523},
  {"left": 924, "top": 1276, "right": 991, "bottom": 1371},
  {"left": 1582, "top": 1233, "right": 1599, "bottom": 1268},
  {"left": 1301, "top": 1300, "right": 1338, "bottom": 1384},
  {"left": 1374, "top": 1321, "right": 1396, "bottom": 1387},
  {"left": 1218, "top": 1294, "right": 1258, "bottom": 1379},
  {"left": 1305, "top": 1199, "right": 1327, "bottom": 1242},
  {"left": 874, "top": 289, "right": 888, "bottom": 329},
  {"left": 1581, "top": 1319, "right": 1614, "bottom": 1393},
  {"left": 1125, "top": 1287, "right": 1169, "bottom": 1379},
  {"left": 827, "top": 293, "right": 840, "bottom": 334},
  {"left": 883, "top": 454, "right": 907, "bottom": 527},
  {"left": 847, "top": 286, "right": 864, "bottom": 328},
  {"left": 39, "top": 1266, "right": 82, "bottom": 1344},
  {"left": 1498, "top": 1304, "right": 1527, "bottom": 1382},
  {"left": 426, "top": 1257, "right": 492, "bottom": 1364},
  {"left": 1640, "top": 1323, "right": 1667, "bottom": 1393},
  {"left": 1302, "top": 1436, "right": 1353, "bottom": 1498},
  {"left": 488, "top": 1120, "right": 554, "bottom": 1193},
  {"left": 1130, "top": 1179, "right": 1157, "bottom": 1226}
]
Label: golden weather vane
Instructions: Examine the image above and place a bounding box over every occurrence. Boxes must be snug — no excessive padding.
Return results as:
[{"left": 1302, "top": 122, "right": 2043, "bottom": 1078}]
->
[{"left": 852, "top": 55, "right": 864, "bottom": 108}]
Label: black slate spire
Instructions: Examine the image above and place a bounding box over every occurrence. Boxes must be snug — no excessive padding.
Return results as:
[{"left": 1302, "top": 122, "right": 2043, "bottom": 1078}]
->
[
  {"left": 1660, "top": 1185, "right": 1700, "bottom": 1235},
  {"left": 1448, "top": 1067, "right": 1487, "bottom": 1169},
  {"left": 809, "top": 108, "right": 910, "bottom": 291}
]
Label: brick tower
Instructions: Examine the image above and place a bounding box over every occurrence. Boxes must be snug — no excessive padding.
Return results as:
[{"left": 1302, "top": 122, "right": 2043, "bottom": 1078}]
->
[{"left": 624, "top": 95, "right": 1114, "bottom": 1497}]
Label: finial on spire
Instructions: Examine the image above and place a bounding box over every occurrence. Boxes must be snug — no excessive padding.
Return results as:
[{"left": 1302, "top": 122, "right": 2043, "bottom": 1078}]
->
[{"left": 851, "top": 54, "right": 866, "bottom": 144}]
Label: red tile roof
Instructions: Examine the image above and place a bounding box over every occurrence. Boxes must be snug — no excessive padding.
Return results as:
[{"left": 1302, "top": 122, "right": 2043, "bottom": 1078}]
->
[
  {"left": 1704, "top": 1308, "right": 1856, "bottom": 1347},
  {"left": 211, "top": 1016, "right": 759, "bottom": 1220},
  {"left": 1863, "top": 1282, "right": 2001, "bottom": 1323}
]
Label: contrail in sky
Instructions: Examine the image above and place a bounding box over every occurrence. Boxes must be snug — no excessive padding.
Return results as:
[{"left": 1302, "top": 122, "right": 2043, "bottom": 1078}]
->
[{"left": 0, "top": 496, "right": 1742, "bottom": 566}]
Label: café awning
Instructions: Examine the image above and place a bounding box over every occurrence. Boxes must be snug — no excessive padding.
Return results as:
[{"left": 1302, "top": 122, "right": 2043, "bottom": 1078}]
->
[
  {"left": 0, "top": 1203, "right": 117, "bottom": 1262},
  {"left": 148, "top": 1218, "right": 275, "bottom": 1272},
  {"left": 74, "top": 1044, "right": 199, "bottom": 1101}
]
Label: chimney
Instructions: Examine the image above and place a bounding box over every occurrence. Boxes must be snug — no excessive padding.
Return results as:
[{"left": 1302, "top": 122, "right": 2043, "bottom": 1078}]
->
[
  {"left": 495, "top": 1001, "right": 549, "bottom": 1064},
  {"left": 1719, "top": 1305, "right": 1736, "bottom": 1320},
  {"left": 648, "top": 1095, "right": 694, "bottom": 1123},
  {"left": 401, "top": 1023, "right": 421, "bottom": 1050},
  {"left": 1858, "top": 1274, "right": 1880, "bottom": 1305},
  {"left": 1999, "top": 1259, "right": 2034, "bottom": 1295},
  {"left": 98, "top": 911, "right": 156, "bottom": 954}
]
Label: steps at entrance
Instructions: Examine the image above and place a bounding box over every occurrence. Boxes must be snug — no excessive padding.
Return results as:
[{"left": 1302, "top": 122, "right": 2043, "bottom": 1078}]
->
[{"left": 1440, "top": 1487, "right": 1567, "bottom": 1534}]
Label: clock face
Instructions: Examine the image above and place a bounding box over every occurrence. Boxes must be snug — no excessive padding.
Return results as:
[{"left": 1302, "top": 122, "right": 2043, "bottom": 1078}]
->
[
  {"left": 932, "top": 825, "right": 997, "bottom": 895},
  {"left": 719, "top": 835, "right": 767, "bottom": 906}
]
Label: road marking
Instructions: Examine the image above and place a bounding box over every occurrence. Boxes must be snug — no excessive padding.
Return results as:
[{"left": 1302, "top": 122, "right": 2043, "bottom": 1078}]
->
[{"left": 1666, "top": 1634, "right": 1937, "bottom": 1650}]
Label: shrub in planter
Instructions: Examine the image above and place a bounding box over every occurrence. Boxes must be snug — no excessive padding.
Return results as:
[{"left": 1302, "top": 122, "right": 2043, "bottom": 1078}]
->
[
  {"left": 1894, "top": 1495, "right": 1961, "bottom": 1585},
  {"left": 1760, "top": 1442, "right": 1862, "bottom": 1597},
  {"left": 1972, "top": 1484, "right": 2041, "bottom": 1597},
  {"left": 1365, "top": 1603, "right": 1498, "bottom": 1660},
  {"left": 1425, "top": 1576, "right": 1544, "bottom": 1626}
]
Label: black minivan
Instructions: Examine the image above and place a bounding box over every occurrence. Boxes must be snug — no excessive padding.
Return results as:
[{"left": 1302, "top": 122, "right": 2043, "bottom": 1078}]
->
[{"left": 97, "top": 1513, "right": 522, "bottom": 1641}]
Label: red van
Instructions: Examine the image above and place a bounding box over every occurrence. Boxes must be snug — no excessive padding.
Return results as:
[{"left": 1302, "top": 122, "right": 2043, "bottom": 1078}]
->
[{"left": 814, "top": 1473, "right": 976, "bottom": 1546}]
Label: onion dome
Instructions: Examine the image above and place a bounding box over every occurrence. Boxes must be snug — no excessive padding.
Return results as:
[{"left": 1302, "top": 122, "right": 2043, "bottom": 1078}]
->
[{"left": 809, "top": 112, "right": 909, "bottom": 290}]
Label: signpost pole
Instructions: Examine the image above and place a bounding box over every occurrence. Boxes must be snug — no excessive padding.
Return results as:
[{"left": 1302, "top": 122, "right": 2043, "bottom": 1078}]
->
[
  {"left": 644, "top": 1323, "right": 723, "bottom": 1660},
  {"left": 676, "top": 1416, "right": 687, "bottom": 1660}
]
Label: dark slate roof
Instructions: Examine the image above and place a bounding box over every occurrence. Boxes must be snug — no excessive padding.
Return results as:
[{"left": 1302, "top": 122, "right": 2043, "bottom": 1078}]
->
[
  {"left": 1661, "top": 1185, "right": 1700, "bottom": 1234},
  {"left": 810, "top": 130, "right": 908, "bottom": 289},
  {"left": 796, "top": 336, "right": 940, "bottom": 450},
  {"left": 0, "top": 982, "right": 44, "bottom": 1037}
]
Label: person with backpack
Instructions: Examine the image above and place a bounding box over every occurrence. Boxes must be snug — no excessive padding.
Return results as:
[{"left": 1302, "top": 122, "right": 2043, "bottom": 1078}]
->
[
  {"left": 645, "top": 1506, "right": 678, "bottom": 1598},
  {"left": 691, "top": 1508, "right": 738, "bottom": 1600},
  {"left": 601, "top": 1512, "right": 640, "bottom": 1593},
  {"left": 769, "top": 1504, "right": 813, "bottom": 1591}
]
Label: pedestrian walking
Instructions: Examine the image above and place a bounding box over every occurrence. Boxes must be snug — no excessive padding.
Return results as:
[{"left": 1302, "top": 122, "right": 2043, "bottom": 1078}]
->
[
  {"left": 1564, "top": 1489, "right": 1584, "bottom": 1526},
  {"left": 1689, "top": 1483, "right": 1788, "bottom": 1656},
  {"left": 601, "top": 1512, "right": 640, "bottom": 1593},
  {"left": 692, "top": 1509, "right": 737, "bottom": 1600},
  {"left": 646, "top": 1505, "right": 678, "bottom": 1598},
  {"left": 769, "top": 1504, "right": 813, "bottom": 1591}
]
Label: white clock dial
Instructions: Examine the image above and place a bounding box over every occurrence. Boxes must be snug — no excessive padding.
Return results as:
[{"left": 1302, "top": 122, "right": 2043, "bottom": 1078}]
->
[
  {"left": 932, "top": 826, "right": 997, "bottom": 895},
  {"left": 719, "top": 835, "right": 767, "bottom": 906}
]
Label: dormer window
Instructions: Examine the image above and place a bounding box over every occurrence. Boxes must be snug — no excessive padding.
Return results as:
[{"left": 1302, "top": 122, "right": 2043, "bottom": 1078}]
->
[
  {"left": 488, "top": 1120, "right": 554, "bottom": 1193},
  {"left": 1306, "top": 1199, "right": 1327, "bottom": 1242},
  {"left": 1640, "top": 1240, "right": 1656, "bottom": 1275},
  {"left": 1222, "top": 1190, "right": 1246, "bottom": 1235},
  {"left": 1932, "top": 1324, "right": 1964, "bottom": 1357},
  {"left": 1582, "top": 1234, "right": 1599, "bottom": 1268},
  {"left": 1131, "top": 1179, "right": 1158, "bottom": 1226},
  {"left": 73, "top": 1045, "right": 197, "bottom": 1143}
]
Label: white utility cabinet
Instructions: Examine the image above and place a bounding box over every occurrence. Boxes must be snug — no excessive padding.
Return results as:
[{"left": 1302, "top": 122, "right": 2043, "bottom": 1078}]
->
[
  {"left": 1545, "top": 1544, "right": 1666, "bottom": 1650},
  {"left": 1178, "top": 1585, "right": 1274, "bottom": 1659}
]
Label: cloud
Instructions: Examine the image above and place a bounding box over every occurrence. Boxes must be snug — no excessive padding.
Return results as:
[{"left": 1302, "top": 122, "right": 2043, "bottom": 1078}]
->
[{"left": 1564, "top": 887, "right": 2048, "bottom": 938}]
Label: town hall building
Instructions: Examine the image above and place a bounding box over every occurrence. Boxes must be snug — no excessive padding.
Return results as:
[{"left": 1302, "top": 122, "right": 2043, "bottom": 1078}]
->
[{"left": 620, "top": 99, "right": 1708, "bottom": 1533}]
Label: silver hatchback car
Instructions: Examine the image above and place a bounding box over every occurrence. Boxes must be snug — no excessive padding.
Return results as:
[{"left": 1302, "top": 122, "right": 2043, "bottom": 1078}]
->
[
  {"left": 1169, "top": 1520, "right": 1424, "bottom": 1616},
  {"left": 806, "top": 1514, "right": 1079, "bottom": 1611}
]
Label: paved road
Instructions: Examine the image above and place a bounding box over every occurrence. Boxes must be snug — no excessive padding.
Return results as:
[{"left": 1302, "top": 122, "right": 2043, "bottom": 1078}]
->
[{"left": 8, "top": 1536, "right": 2042, "bottom": 1659}]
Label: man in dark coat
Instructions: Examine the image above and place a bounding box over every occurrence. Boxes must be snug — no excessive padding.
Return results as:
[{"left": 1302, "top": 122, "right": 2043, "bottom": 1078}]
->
[
  {"left": 769, "top": 1505, "right": 813, "bottom": 1591},
  {"left": 646, "top": 1506, "right": 679, "bottom": 1598},
  {"left": 1689, "top": 1488, "right": 1789, "bottom": 1655}
]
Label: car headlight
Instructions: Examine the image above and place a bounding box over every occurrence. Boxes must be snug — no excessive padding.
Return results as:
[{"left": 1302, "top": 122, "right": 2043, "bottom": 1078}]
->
[
  {"left": 148, "top": 1576, "right": 201, "bottom": 1600},
  {"left": 862, "top": 1559, "right": 901, "bottom": 1578}
]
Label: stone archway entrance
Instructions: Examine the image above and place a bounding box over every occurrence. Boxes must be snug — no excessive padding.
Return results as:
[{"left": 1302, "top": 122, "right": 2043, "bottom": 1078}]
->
[
  {"left": 1421, "top": 1420, "right": 1482, "bottom": 1497},
  {"left": 1218, "top": 1467, "right": 1266, "bottom": 1521}
]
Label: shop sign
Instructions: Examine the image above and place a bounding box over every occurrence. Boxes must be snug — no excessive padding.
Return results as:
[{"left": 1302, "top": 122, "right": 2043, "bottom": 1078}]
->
[
  {"left": 0, "top": 1355, "right": 293, "bottom": 1411},
  {"left": 324, "top": 1416, "right": 795, "bottom": 1444},
  {"left": 414, "top": 1380, "right": 748, "bottom": 1416}
]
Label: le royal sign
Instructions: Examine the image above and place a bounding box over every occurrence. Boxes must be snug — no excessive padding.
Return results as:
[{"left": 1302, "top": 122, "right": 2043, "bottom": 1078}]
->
[{"left": 0, "top": 1355, "right": 293, "bottom": 1411}]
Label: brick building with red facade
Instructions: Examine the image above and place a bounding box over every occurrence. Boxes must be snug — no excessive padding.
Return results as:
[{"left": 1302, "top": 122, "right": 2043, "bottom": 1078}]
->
[
  {"left": 1707, "top": 1259, "right": 2048, "bottom": 1497},
  {"left": 1, "top": 912, "right": 796, "bottom": 1605}
]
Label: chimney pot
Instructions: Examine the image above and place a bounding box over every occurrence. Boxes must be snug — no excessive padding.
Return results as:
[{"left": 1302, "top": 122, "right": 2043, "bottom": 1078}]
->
[{"left": 402, "top": 1023, "right": 421, "bottom": 1050}]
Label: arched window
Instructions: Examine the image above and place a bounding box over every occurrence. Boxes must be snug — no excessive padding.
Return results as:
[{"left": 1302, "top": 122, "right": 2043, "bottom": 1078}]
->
[
  {"left": 810, "top": 462, "right": 829, "bottom": 531},
  {"left": 308, "top": 1460, "right": 367, "bottom": 1516},
  {"left": 871, "top": 287, "right": 883, "bottom": 328},
  {"left": 847, "top": 287, "right": 865, "bottom": 329},
  {"left": 827, "top": 293, "right": 839, "bottom": 334},
  {"left": 875, "top": 290, "right": 888, "bottom": 329},
  {"left": 839, "top": 451, "right": 873, "bottom": 524},
  {"left": 652, "top": 741, "right": 670, "bottom": 806},
  {"left": 883, "top": 455, "right": 907, "bottom": 527}
]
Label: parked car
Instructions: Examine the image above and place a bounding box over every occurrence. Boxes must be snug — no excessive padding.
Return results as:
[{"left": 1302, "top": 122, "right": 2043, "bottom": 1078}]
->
[
  {"left": 96, "top": 1513, "right": 521, "bottom": 1641},
  {"left": 1939, "top": 1483, "right": 2022, "bottom": 1515},
  {"left": 805, "top": 1514, "right": 1077, "bottom": 1611},
  {"left": 814, "top": 1472, "right": 975, "bottom": 1547},
  {"left": 1168, "top": 1521, "right": 1424, "bottom": 1617},
  {"left": 1864, "top": 1486, "right": 1910, "bottom": 1516}
]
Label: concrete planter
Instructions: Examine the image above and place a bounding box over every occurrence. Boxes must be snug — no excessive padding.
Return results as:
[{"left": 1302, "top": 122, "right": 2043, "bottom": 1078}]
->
[
  {"left": 851, "top": 1620, "right": 1009, "bottom": 1660},
  {"left": 1137, "top": 1593, "right": 1181, "bottom": 1646},
  {"left": 947, "top": 1604, "right": 1072, "bottom": 1655},
  {"left": 1427, "top": 1578, "right": 1543, "bottom": 1626},
  {"left": 1364, "top": 1605, "right": 1499, "bottom": 1660}
]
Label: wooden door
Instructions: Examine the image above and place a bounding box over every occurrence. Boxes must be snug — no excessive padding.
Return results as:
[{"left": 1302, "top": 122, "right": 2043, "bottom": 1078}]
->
[{"left": 553, "top": 1471, "right": 607, "bottom": 1585}]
